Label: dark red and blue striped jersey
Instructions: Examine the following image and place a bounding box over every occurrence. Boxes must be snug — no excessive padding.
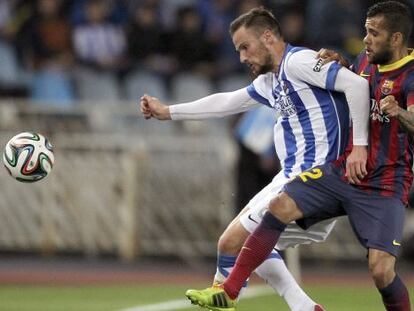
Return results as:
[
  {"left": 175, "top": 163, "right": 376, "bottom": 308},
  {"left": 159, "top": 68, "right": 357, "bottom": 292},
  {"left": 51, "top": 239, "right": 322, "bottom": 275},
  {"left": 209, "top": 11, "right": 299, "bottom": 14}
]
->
[{"left": 335, "top": 50, "right": 414, "bottom": 205}]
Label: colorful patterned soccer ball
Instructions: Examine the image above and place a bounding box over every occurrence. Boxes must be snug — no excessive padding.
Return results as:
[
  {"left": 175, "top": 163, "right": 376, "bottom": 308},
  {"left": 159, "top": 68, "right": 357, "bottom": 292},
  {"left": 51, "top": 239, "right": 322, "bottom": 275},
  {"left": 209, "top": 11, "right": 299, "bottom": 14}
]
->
[{"left": 2, "top": 132, "right": 54, "bottom": 182}]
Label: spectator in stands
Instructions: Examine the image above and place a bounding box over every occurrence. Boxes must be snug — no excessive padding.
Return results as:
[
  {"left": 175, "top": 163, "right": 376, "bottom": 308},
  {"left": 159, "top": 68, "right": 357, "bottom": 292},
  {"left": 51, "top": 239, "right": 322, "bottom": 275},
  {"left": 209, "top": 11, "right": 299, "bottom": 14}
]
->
[
  {"left": 0, "top": 0, "right": 17, "bottom": 40},
  {"left": 69, "top": 0, "right": 127, "bottom": 26},
  {"left": 0, "top": 0, "right": 32, "bottom": 97},
  {"left": 16, "top": 0, "right": 75, "bottom": 104},
  {"left": 126, "top": 3, "right": 174, "bottom": 78},
  {"left": 17, "top": 0, "right": 73, "bottom": 71},
  {"left": 170, "top": 6, "right": 217, "bottom": 78},
  {"left": 197, "top": 0, "right": 239, "bottom": 76},
  {"left": 72, "top": 0, "right": 128, "bottom": 74}
]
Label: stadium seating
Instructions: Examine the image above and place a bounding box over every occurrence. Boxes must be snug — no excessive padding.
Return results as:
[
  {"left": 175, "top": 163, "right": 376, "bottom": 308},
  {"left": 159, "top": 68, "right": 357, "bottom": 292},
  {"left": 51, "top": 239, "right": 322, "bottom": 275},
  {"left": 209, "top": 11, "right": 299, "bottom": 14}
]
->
[
  {"left": 217, "top": 74, "right": 250, "bottom": 92},
  {"left": 123, "top": 70, "right": 168, "bottom": 102},
  {"left": 0, "top": 40, "right": 21, "bottom": 87},
  {"left": 75, "top": 68, "right": 121, "bottom": 102},
  {"left": 171, "top": 72, "right": 213, "bottom": 102}
]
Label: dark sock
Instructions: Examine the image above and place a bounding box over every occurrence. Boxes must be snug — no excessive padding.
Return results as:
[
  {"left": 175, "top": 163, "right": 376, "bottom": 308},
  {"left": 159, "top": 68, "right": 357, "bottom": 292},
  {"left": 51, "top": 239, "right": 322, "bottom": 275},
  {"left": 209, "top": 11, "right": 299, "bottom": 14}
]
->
[
  {"left": 379, "top": 275, "right": 411, "bottom": 311},
  {"left": 223, "top": 212, "right": 286, "bottom": 299}
]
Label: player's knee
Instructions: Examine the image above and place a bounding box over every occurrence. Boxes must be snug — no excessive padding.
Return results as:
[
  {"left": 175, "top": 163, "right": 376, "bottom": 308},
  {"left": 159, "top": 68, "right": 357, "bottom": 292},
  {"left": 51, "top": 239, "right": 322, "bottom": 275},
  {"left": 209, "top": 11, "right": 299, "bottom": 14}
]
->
[
  {"left": 217, "top": 233, "right": 240, "bottom": 255},
  {"left": 217, "top": 231, "right": 245, "bottom": 255},
  {"left": 268, "top": 192, "right": 302, "bottom": 223},
  {"left": 369, "top": 256, "right": 395, "bottom": 288}
]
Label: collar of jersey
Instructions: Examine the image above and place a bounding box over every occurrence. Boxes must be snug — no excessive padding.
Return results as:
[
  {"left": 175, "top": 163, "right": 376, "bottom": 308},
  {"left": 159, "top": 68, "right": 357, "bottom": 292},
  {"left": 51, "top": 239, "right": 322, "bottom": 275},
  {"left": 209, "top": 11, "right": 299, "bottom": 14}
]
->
[
  {"left": 277, "top": 43, "right": 293, "bottom": 77},
  {"left": 378, "top": 53, "right": 414, "bottom": 72}
]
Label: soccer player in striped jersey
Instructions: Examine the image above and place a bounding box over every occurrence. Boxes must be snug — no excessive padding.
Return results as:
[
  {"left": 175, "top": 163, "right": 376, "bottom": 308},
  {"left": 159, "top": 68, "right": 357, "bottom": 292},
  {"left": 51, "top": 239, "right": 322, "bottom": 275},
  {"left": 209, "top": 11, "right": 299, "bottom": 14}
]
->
[
  {"left": 141, "top": 7, "right": 370, "bottom": 311},
  {"left": 194, "top": 2, "right": 413, "bottom": 310}
]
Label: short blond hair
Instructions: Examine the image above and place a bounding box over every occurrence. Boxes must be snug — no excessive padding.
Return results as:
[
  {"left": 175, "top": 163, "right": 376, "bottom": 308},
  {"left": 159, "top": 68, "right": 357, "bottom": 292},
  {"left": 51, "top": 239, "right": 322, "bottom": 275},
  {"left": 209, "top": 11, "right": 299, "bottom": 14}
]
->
[{"left": 229, "top": 7, "right": 282, "bottom": 37}]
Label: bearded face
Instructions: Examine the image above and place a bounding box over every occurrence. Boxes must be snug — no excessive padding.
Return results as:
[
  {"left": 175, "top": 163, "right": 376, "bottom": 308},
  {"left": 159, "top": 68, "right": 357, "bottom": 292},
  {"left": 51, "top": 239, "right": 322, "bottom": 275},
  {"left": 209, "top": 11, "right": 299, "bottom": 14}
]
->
[
  {"left": 364, "top": 16, "right": 395, "bottom": 65},
  {"left": 232, "top": 26, "right": 276, "bottom": 77}
]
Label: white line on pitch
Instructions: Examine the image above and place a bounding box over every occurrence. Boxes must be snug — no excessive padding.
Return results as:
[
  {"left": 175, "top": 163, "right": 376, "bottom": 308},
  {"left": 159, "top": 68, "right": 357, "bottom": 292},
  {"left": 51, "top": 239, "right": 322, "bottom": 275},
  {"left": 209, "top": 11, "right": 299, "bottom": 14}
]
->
[{"left": 117, "top": 285, "right": 272, "bottom": 311}]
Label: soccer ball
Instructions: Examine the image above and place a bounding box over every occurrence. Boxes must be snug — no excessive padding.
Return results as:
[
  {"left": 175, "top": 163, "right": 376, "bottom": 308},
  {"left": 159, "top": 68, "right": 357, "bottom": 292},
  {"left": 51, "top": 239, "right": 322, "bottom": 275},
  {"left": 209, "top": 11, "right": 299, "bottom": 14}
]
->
[{"left": 2, "top": 132, "right": 54, "bottom": 182}]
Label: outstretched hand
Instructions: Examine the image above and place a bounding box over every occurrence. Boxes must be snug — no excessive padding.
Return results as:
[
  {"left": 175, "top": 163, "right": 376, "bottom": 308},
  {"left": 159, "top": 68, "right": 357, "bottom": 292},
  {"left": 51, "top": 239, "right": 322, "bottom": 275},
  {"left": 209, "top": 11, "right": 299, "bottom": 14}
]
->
[
  {"left": 345, "top": 145, "right": 368, "bottom": 184},
  {"left": 140, "top": 94, "right": 171, "bottom": 120},
  {"left": 316, "top": 48, "right": 349, "bottom": 67}
]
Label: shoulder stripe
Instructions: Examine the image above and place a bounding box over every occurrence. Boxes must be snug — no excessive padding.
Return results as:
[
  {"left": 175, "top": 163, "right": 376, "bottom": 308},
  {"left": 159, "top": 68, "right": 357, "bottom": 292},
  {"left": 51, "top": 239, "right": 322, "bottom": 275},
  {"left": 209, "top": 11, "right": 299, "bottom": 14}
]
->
[
  {"left": 326, "top": 62, "right": 341, "bottom": 90},
  {"left": 246, "top": 84, "right": 272, "bottom": 107}
]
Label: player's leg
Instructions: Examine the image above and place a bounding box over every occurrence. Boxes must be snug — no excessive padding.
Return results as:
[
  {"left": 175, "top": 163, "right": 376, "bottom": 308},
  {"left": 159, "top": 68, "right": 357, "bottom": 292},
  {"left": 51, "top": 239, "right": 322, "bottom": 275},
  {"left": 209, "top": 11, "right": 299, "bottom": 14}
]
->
[
  {"left": 369, "top": 249, "right": 411, "bottom": 311},
  {"left": 216, "top": 213, "right": 322, "bottom": 311},
  {"left": 193, "top": 173, "right": 325, "bottom": 311},
  {"left": 346, "top": 192, "right": 411, "bottom": 311},
  {"left": 222, "top": 165, "right": 344, "bottom": 301},
  {"left": 222, "top": 192, "right": 303, "bottom": 300}
]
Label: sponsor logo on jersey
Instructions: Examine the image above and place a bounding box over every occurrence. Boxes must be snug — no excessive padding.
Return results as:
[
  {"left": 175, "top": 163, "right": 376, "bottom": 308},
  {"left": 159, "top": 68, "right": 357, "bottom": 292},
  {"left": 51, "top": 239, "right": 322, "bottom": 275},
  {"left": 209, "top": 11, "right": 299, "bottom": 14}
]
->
[
  {"left": 313, "top": 58, "right": 323, "bottom": 72},
  {"left": 370, "top": 99, "right": 390, "bottom": 123},
  {"left": 277, "top": 96, "right": 297, "bottom": 117},
  {"left": 381, "top": 79, "right": 394, "bottom": 95}
]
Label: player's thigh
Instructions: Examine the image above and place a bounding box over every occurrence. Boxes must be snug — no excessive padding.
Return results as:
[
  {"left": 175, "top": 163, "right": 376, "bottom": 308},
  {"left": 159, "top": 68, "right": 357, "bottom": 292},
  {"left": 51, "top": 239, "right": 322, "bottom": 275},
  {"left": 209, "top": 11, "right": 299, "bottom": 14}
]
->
[
  {"left": 218, "top": 213, "right": 250, "bottom": 254},
  {"left": 346, "top": 193, "right": 405, "bottom": 257},
  {"left": 239, "top": 168, "right": 341, "bottom": 250},
  {"left": 283, "top": 165, "right": 346, "bottom": 221},
  {"left": 239, "top": 171, "right": 289, "bottom": 233}
]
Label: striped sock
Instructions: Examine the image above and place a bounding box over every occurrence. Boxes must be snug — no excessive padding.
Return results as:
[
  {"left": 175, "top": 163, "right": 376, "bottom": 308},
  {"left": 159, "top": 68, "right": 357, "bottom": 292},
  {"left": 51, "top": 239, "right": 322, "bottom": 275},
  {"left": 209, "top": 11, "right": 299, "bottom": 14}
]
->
[
  {"left": 223, "top": 212, "right": 286, "bottom": 300},
  {"left": 379, "top": 275, "right": 411, "bottom": 311},
  {"left": 214, "top": 254, "right": 248, "bottom": 291}
]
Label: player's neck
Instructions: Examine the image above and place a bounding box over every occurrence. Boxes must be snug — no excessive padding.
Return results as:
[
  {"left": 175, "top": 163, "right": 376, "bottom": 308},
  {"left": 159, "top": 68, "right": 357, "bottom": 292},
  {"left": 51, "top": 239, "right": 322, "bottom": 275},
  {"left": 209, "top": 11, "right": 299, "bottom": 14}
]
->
[
  {"left": 387, "top": 47, "right": 409, "bottom": 65},
  {"left": 272, "top": 41, "right": 287, "bottom": 72}
]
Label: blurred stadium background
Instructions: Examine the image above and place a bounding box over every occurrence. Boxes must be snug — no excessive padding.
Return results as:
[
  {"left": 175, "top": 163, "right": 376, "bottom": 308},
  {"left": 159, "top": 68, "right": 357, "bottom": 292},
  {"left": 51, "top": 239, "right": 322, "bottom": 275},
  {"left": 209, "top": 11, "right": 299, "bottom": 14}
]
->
[{"left": 0, "top": 0, "right": 414, "bottom": 310}]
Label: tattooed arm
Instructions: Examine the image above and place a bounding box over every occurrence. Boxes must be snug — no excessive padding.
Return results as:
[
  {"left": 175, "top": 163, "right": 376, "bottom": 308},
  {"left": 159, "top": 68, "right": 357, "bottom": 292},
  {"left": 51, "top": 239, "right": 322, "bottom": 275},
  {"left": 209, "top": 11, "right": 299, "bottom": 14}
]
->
[{"left": 380, "top": 95, "right": 414, "bottom": 133}]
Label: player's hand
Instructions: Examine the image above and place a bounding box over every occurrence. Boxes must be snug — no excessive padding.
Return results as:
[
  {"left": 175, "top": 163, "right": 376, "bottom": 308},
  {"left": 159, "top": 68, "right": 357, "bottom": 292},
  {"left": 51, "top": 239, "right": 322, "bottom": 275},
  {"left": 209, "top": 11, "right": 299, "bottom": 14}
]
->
[
  {"left": 345, "top": 145, "right": 368, "bottom": 184},
  {"left": 139, "top": 94, "right": 171, "bottom": 120},
  {"left": 380, "top": 95, "right": 400, "bottom": 118},
  {"left": 316, "top": 48, "right": 349, "bottom": 67}
]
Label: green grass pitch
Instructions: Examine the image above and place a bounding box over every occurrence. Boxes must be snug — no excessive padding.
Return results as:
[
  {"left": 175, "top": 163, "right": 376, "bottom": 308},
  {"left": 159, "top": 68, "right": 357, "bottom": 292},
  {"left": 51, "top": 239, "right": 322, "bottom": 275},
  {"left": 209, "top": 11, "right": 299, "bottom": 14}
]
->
[{"left": 0, "top": 283, "right": 413, "bottom": 311}]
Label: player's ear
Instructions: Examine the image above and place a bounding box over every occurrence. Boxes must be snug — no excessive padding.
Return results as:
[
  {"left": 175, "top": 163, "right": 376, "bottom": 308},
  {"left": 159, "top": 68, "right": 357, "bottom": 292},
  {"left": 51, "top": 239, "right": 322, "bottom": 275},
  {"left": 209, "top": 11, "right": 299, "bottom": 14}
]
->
[
  {"left": 262, "top": 29, "right": 273, "bottom": 44},
  {"left": 390, "top": 32, "right": 404, "bottom": 47}
]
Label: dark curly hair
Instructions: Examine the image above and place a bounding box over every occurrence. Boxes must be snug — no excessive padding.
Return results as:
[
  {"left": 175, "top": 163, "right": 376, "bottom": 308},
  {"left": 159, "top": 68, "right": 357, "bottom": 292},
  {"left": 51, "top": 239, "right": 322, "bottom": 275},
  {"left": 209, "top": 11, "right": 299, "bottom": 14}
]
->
[{"left": 367, "top": 1, "right": 412, "bottom": 44}]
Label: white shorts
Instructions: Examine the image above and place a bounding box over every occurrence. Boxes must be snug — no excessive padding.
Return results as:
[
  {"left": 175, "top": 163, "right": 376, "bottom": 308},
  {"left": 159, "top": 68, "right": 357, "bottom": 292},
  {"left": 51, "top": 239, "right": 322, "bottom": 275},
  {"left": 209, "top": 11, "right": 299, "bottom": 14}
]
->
[{"left": 239, "top": 170, "right": 336, "bottom": 250}]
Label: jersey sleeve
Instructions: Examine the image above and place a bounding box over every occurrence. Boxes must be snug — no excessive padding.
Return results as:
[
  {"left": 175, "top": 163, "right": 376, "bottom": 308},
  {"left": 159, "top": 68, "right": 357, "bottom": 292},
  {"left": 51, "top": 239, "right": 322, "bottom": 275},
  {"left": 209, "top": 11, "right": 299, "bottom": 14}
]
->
[
  {"left": 285, "top": 49, "right": 342, "bottom": 91},
  {"left": 246, "top": 73, "right": 273, "bottom": 107}
]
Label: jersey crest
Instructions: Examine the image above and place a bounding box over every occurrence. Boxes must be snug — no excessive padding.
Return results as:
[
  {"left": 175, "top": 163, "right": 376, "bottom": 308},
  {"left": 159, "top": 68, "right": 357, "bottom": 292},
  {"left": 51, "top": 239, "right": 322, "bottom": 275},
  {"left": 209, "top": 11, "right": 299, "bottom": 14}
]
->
[{"left": 381, "top": 79, "right": 394, "bottom": 95}]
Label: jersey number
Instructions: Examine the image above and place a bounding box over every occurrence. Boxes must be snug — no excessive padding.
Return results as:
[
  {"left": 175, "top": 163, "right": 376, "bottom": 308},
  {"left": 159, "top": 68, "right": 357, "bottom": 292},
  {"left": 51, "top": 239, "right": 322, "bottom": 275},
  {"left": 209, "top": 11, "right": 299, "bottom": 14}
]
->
[{"left": 298, "top": 168, "right": 323, "bottom": 182}]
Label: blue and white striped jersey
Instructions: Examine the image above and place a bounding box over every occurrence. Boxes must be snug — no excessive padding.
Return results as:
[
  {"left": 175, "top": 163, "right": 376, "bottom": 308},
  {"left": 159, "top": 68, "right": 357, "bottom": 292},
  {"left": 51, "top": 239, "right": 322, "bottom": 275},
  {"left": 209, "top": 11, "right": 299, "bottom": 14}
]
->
[{"left": 247, "top": 44, "right": 351, "bottom": 178}]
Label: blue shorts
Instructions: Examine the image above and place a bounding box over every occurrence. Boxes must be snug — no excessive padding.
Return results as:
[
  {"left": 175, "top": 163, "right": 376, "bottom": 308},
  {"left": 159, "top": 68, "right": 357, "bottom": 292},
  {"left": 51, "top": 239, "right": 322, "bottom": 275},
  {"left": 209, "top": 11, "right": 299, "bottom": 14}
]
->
[{"left": 283, "top": 163, "right": 405, "bottom": 257}]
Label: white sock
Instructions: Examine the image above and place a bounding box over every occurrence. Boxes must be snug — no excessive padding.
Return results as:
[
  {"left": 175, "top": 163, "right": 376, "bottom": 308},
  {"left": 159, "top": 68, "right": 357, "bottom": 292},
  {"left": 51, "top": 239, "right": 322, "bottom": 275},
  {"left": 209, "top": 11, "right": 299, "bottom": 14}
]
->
[
  {"left": 255, "top": 250, "right": 317, "bottom": 311},
  {"left": 214, "top": 254, "right": 248, "bottom": 298}
]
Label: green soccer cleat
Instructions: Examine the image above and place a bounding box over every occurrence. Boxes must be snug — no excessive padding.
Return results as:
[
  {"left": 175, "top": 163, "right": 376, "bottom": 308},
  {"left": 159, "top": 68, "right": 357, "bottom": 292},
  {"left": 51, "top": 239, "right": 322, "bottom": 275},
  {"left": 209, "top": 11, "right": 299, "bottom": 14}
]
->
[{"left": 185, "top": 285, "right": 237, "bottom": 311}]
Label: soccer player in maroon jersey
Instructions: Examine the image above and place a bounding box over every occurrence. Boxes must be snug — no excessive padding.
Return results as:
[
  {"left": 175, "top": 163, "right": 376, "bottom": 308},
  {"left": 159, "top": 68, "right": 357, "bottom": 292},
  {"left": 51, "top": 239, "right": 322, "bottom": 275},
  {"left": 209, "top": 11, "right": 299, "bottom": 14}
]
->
[{"left": 186, "top": 1, "right": 413, "bottom": 310}]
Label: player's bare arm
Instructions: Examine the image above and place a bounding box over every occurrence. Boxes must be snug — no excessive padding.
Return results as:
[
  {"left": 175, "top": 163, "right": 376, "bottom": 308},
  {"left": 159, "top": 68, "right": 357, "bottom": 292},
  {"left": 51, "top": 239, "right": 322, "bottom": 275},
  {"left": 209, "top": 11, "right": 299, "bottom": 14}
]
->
[
  {"left": 380, "top": 95, "right": 414, "bottom": 133},
  {"left": 140, "top": 95, "right": 171, "bottom": 120}
]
